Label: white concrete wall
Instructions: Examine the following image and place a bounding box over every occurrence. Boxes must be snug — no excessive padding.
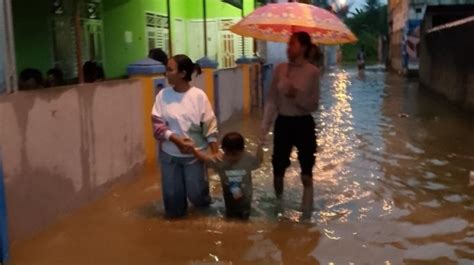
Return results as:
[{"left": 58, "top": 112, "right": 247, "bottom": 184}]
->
[
  {"left": 191, "top": 73, "right": 205, "bottom": 92},
  {"left": 216, "top": 67, "right": 243, "bottom": 123},
  {"left": 0, "top": 79, "right": 146, "bottom": 242},
  {"left": 266, "top": 42, "right": 287, "bottom": 66},
  {"left": 419, "top": 22, "right": 474, "bottom": 112}
]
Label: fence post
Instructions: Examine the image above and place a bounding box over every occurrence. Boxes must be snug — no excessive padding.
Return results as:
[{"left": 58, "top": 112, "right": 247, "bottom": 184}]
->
[
  {"left": 197, "top": 57, "right": 218, "bottom": 109},
  {"left": 127, "top": 58, "right": 167, "bottom": 168},
  {"left": 236, "top": 57, "right": 256, "bottom": 115}
]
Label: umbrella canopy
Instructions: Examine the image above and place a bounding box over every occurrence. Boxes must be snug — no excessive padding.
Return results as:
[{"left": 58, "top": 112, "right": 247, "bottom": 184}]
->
[{"left": 230, "top": 2, "right": 357, "bottom": 45}]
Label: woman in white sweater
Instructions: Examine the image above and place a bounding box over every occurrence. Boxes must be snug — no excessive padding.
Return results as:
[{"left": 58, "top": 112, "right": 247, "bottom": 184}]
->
[{"left": 152, "top": 54, "right": 219, "bottom": 218}]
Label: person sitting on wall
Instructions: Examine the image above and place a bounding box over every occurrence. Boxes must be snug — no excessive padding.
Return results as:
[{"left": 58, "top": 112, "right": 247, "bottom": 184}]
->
[
  {"left": 97, "top": 65, "right": 105, "bottom": 81},
  {"left": 83, "top": 61, "right": 105, "bottom": 83},
  {"left": 148, "top": 48, "right": 168, "bottom": 91},
  {"left": 148, "top": 48, "right": 168, "bottom": 66},
  {"left": 45, "top": 68, "right": 65, "bottom": 88},
  {"left": 18, "top": 68, "right": 44, "bottom": 90}
]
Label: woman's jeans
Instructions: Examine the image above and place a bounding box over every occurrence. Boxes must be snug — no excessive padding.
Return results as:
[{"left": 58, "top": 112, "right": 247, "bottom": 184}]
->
[{"left": 159, "top": 151, "right": 211, "bottom": 218}]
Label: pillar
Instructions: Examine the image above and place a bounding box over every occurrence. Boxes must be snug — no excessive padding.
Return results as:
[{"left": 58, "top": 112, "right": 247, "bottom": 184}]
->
[
  {"left": 127, "top": 58, "right": 167, "bottom": 168},
  {"left": 197, "top": 56, "right": 218, "bottom": 109},
  {"left": 236, "top": 56, "right": 256, "bottom": 115}
]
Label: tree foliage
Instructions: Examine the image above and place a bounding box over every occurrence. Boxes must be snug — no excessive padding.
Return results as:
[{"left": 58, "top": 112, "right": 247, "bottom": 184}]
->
[{"left": 342, "top": 0, "right": 388, "bottom": 62}]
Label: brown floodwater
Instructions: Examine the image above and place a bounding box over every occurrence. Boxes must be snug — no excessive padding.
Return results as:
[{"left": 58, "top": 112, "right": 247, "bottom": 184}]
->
[{"left": 9, "top": 68, "right": 474, "bottom": 265}]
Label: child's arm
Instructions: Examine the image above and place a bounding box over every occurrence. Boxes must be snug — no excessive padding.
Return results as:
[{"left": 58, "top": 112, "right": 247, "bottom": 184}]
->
[
  {"left": 192, "top": 148, "right": 212, "bottom": 162},
  {"left": 192, "top": 148, "right": 223, "bottom": 168}
]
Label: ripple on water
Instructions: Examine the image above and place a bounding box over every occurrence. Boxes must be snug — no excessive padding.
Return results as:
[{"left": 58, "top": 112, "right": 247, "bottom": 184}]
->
[
  {"left": 401, "top": 218, "right": 469, "bottom": 238},
  {"left": 423, "top": 181, "right": 448, "bottom": 191},
  {"left": 405, "top": 142, "right": 425, "bottom": 154},
  {"left": 403, "top": 243, "right": 457, "bottom": 262},
  {"left": 429, "top": 159, "right": 450, "bottom": 166},
  {"left": 419, "top": 200, "right": 442, "bottom": 208},
  {"left": 193, "top": 70, "right": 474, "bottom": 263},
  {"left": 443, "top": 194, "right": 464, "bottom": 203},
  {"left": 423, "top": 171, "right": 438, "bottom": 180}
]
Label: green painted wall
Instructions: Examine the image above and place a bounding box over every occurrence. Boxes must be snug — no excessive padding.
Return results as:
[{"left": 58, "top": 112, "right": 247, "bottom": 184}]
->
[
  {"left": 103, "top": 0, "right": 146, "bottom": 78},
  {"left": 12, "top": 0, "right": 183, "bottom": 79},
  {"left": 186, "top": 0, "right": 254, "bottom": 19},
  {"left": 13, "top": 0, "right": 53, "bottom": 75},
  {"left": 103, "top": 0, "right": 188, "bottom": 78},
  {"left": 12, "top": 0, "right": 255, "bottom": 79}
]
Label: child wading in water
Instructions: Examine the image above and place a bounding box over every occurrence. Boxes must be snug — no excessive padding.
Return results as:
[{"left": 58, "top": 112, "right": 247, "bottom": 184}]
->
[{"left": 193, "top": 132, "right": 263, "bottom": 219}]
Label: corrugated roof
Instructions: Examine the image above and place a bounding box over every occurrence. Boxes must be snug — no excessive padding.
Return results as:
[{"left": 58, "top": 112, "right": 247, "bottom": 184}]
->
[
  {"left": 411, "top": 0, "right": 474, "bottom": 5},
  {"left": 427, "top": 15, "right": 474, "bottom": 33}
]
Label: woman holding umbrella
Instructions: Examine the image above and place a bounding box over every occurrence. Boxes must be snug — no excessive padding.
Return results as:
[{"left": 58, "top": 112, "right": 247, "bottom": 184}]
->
[
  {"left": 231, "top": 2, "right": 357, "bottom": 216},
  {"left": 260, "top": 32, "right": 320, "bottom": 215}
]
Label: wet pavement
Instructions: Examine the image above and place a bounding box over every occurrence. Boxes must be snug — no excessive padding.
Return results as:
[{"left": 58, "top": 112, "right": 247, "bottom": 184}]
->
[{"left": 9, "top": 68, "right": 474, "bottom": 265}]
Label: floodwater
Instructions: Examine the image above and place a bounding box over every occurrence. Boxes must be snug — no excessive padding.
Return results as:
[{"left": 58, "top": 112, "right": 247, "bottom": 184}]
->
[{"left": 10, "top": 68, "right": 474, "bottom": 265}]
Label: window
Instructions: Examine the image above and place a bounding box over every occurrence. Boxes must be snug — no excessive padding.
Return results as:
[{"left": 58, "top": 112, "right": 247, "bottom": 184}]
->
[
  {"left": 234, "top": 37, "right": 254, "bottom": 58},
  {"left": 220, "top": 31, "right": 236, "bottom": 68},
  {"left": 52, "top": 16, "right": 77, "bottom": 79},
  {"left": 146, "top": 12, "right": 169, "bottom": 56},
  {"left": 82, "top": 19, "right": 104, "bottom": 64},
  {"left": 51, "top": 0, "right": 104, "bottom": 80},
  {"left": 83, "top": 0, "right": 101, "bottom": 19},
  {"left": 219, "top": 20, "right": 236, "bottom": 68},
  {"left": 218, "top": 19, "right": 254, "bottom": 68}
]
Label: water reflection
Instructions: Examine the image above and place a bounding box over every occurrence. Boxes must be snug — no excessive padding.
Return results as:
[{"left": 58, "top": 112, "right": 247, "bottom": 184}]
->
[{"left": 248, "top": 68, "right": 474, "bottom": 264}]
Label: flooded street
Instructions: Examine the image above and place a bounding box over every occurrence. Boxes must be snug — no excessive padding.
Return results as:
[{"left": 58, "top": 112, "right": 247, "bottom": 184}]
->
[{"left": 10, "top": 68, "right": 474, "bottom": 265}]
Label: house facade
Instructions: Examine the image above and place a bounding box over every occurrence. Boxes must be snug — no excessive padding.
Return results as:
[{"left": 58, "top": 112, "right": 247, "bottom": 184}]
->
[{"left": 7, "top": 0, "right": 255, "bottom": 84}]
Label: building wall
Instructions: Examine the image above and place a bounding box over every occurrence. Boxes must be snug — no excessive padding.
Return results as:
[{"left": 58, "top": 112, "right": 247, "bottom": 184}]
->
[
  {"left": 215, "top": 67, "right": 244, "bottom": 122},
  {"left": 102, "top": 0, "right": 255, "bottom": 77},
  {"left": 186, "top": 0, "right": 254, "bottom": 19},
  {"left": 265, "top": 42, "right": 287, "bottom": 66},
  {"left": 0, "top": 79, "right": 146, "bottom": 242},
  {"left": 12, "top": 0, "right": 255, "bottom": 80},
  {"left": 419, "top": 21, "right": 474, "bottom": 111},
  {"left": 102, "top": 0, "right": 183, "bottom": 78},
  {"left": 12, "top": 0, "right": 53, "bottom": 74}
]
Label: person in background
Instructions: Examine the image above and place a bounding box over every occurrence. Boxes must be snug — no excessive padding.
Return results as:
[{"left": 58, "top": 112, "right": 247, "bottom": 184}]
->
[
  {"left": 46, "top": 68, "right": 64, "bottom": 87},
  {"left": 18, "top": 68, "right": 44, "bottom": 90},
  {"left": 152, "top": 54, "right": 218, "bottom": 218},
  {"left": 97, "top": 65, "right": 105, "bottom": 81},
  {"left": 193, "top": 132, "right": 264, "bottom": 220},
  {"left": 260, "top": 32, "right": 320, "bottom": 217},
  {"left": 148, "top": 48, "right": 168, "bottom": 66},
  {"left": 148, "top": 48, "right": 168, "bottom": 91},
  {"left": 357, "top": 46, "right": 366, "bottom": 71},
  {"left": 83, "top": 61, "right": 104, "bottom": 83}
]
